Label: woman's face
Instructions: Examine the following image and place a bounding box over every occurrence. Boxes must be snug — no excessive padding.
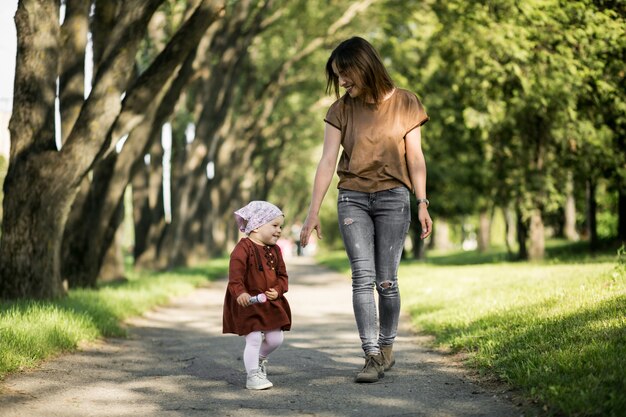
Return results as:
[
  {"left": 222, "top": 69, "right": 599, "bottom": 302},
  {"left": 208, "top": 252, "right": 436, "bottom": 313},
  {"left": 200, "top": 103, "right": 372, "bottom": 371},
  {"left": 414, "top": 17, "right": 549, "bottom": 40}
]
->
[{"left": 332, "top": 61, "right": 362, "bottom": 98}]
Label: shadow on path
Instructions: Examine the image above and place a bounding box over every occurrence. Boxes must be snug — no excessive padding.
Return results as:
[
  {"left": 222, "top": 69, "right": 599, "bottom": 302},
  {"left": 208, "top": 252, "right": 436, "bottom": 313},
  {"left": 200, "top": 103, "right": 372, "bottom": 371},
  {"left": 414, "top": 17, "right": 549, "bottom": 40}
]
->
[{"left": 0, "top": 257, "right": 529, "bottom": 417}]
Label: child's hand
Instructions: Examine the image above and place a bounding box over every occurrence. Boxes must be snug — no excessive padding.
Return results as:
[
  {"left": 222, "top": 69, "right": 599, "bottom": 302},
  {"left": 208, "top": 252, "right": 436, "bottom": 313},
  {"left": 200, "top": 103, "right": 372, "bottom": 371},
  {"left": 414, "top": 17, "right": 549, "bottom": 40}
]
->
[
  {"left": 237, "top": 292, "right": 251, "bottom": 307},
  {"left": 265, "top": 288, "right": 279, "bottom": 301}
]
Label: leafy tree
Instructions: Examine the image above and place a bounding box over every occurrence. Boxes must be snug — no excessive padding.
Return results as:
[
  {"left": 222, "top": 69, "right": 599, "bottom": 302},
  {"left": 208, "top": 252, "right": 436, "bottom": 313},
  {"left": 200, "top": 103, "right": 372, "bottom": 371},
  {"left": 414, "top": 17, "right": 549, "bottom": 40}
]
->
[
  {"left": 379, "top": 0, "right": 625, "bottom": 259},
  {"left": 131, "top": 0, "right": 377, "bottom": 268}
]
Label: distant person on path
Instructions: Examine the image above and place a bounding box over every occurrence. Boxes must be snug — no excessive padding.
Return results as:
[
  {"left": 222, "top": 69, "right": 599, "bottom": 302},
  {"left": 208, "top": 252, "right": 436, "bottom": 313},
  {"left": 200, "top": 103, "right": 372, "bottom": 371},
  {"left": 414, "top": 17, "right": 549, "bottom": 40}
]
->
[
  {"left": 300, "top": 37, "right": 432, "bottom": 383},
  {"left": 291, "top": 221, "right": 303, "bottom": 256},
  {"left": 223, "top": 201, "right": 292, "bottom": 390}
]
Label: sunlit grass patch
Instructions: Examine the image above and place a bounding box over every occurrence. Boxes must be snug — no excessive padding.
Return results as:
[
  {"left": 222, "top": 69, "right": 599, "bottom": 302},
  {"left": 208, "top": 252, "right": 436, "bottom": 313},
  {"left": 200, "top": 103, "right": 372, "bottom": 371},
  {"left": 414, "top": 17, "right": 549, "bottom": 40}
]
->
[
  {"left": 317, "top": 246, "right": 625, "bottom": 416},
  {"left": 0, "top": 258, "right": 229, "bottom": 378},
  {"left": 403, "top": 261, "right": 625, "bottom": 416},
  {"left": 0, "top": 303, "right": 100, "bottom": 371}
]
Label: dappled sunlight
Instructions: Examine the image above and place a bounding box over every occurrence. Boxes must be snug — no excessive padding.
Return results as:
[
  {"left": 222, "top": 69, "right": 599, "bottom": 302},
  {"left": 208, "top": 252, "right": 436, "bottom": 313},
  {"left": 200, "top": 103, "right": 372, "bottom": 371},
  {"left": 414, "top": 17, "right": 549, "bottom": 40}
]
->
[{"left": 2, "top": 261, "right": 527, "bottom": 417}]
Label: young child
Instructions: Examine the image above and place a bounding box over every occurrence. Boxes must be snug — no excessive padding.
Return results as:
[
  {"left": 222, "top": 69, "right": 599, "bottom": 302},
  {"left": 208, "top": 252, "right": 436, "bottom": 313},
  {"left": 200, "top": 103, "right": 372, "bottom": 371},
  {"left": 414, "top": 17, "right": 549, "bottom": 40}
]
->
[{"left": 223, "top": 201, "right": 292, "bottom": 390}]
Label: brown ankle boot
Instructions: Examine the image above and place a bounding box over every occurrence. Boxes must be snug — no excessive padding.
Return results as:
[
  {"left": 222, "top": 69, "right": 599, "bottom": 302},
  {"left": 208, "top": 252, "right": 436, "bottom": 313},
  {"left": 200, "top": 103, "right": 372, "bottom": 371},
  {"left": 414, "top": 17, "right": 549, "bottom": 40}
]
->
[
  {"left": 355, "top": 353, "right": 384, "bottom": 383},
  {"left": 380, "top": 344, "right": 395, "bottom": 371}
]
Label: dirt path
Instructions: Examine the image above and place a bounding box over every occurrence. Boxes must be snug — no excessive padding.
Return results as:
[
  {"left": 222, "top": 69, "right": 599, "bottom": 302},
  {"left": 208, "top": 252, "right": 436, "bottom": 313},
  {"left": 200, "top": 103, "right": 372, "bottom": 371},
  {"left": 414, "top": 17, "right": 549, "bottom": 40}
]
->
[{"left": 0, "top": 257, "right": 530, "bottom": 417}]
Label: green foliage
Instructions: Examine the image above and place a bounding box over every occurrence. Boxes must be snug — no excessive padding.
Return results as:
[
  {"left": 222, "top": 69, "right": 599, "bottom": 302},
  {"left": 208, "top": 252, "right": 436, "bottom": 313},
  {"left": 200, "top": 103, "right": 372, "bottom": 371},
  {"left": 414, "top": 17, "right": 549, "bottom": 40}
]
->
[
  {"left": 0, "top": 258, "right": 228, "bottom": 378},
  {"left": 256, "top": 0, "right": 380, "bottom": 218},
  {"left": 375, "top": 0, "right": 625, "bottom": 242}
]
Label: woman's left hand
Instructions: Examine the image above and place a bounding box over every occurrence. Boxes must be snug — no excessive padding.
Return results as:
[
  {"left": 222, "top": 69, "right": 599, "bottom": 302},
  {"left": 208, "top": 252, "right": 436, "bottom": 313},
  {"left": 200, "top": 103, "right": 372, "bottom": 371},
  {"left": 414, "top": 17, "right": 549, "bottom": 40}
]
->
[
  {"left": 265, "top": 288, "right": 279, "bottom": 301},
  {"left": 419, "top": 206, "right": 433, "bottom": 239}
]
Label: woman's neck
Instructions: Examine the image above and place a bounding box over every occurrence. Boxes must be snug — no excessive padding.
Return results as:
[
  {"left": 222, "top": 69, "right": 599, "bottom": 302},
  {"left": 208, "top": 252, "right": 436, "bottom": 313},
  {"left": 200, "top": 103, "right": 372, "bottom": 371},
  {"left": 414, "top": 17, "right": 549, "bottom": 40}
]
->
[{"left": 364, "top": 87, "right": 396, "bottom": 104}]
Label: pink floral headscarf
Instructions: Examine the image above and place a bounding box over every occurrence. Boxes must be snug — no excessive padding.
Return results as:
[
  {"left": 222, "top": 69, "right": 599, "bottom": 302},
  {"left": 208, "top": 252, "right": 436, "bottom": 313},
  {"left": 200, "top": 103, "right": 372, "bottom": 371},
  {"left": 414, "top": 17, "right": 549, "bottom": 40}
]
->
[{"left": 234, "top": 201, "right": 284, "bottom": 235}]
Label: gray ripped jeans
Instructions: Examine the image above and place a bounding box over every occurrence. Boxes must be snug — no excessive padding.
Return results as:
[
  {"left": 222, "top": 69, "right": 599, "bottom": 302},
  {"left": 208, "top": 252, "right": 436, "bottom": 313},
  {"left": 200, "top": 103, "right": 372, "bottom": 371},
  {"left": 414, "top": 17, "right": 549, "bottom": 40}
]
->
[{"left": 337, "top": 187, "right": 411, "bottom": 355}]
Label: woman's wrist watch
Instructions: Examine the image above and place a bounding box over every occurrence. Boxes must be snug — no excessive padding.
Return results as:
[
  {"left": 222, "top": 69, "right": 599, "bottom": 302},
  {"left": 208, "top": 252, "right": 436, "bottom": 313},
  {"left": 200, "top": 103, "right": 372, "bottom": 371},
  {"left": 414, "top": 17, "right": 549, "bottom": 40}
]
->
[{"left": 416, "top": 198, "right": 429, "bottom": 207}]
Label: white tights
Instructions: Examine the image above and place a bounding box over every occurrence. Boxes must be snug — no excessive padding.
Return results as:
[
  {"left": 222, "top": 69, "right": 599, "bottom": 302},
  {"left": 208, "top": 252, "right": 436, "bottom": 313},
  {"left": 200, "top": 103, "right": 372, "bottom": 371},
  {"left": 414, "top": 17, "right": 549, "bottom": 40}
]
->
[{"left": 243, "top": 329, "right": 283, "bottom": 374}]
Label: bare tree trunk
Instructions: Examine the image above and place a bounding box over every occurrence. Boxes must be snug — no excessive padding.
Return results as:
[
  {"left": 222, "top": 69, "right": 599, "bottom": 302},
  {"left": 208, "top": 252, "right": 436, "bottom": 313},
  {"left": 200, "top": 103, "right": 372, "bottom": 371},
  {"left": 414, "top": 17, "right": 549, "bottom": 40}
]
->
[
  {"left": 97, "top": 201, "right": 126, "bottom": 283},
  {"left": 477, "top": 208, "right": 491, "bottom": 252},
  {"left": 618, "top": 186, "right": 626, "bottom": 244},
  {"left": 516, "top": 206, "right": 528, "bottom": 260},
  {"left": 134, "top": 139, "right": 167, "bottom": 269},
  {"left": 59, "top": 0, "right": 90, "bottom": 144},
  {"left": 62, "top": 1, "right": 222, "bottom": 285},
  {"left": 432, "top": 218, "right": 452, "bottom": 251},
  {"left": 528, "top": 208, "right": 545, "bottom": 260},
  {"left": 132, "top": 158, "right": 151, "bottom": 261},
  {"left": 586, "top": 179, "right": 599, "bottom": 250},
  {"left": 564, "top": 171, "right": 579, "bottom": 241},
  {"left": 0, "top": 0, "right": 64, "bottom": 299},
  {"left": 63, "top": 153, "right": 125, "bottom": 287},
  {"left": 504, "top": 206, "right": 516, "bottom": 257},
  {"left": 159, "top": 1, "right": 269, "bottom": 264},
  {"left": 0, "top": 0, "right": 163, "bottom": 299}
]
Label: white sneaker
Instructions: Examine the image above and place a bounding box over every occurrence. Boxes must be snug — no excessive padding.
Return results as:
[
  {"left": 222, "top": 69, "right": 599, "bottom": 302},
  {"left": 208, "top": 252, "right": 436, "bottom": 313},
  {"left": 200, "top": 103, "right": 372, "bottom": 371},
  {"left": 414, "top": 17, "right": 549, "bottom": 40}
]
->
[
  {"left": 259, "top": 358, "right": 268, "bottom": 378},
  {"left": 246, "top": 369, "right": 273, "bottom": 390}
]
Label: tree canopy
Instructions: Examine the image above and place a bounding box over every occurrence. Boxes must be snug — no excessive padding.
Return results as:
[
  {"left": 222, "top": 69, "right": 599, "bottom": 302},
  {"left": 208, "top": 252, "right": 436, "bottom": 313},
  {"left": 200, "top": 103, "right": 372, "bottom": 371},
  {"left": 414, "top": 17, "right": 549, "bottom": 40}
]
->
[{"left": 0, "top": 0, "right": 624, "bottom": 299}]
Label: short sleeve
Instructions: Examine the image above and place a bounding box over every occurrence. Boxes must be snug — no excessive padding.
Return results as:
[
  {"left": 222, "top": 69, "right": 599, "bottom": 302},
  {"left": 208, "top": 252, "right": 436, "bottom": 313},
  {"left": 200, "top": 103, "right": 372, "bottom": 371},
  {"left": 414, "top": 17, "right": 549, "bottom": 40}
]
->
[
  {"left": 324, "top": 98, "right": 343, "bottom": 131},
  {"left": 405, "top": 93, "right": 429, "bottom": 135}
]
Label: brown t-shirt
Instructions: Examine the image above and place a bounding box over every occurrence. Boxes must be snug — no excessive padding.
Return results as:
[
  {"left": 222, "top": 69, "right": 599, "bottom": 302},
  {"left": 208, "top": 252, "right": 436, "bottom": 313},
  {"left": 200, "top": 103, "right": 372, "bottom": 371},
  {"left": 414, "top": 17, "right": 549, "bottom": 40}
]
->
[{"left": 324, "top": 88, "right": 429, "bottom": 193}]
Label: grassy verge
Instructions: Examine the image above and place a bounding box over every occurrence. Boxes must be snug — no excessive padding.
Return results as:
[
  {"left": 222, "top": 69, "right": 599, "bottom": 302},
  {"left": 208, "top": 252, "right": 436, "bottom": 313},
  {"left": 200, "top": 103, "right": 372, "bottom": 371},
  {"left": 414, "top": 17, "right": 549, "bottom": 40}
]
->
[
  {"left": 0, "top": 259, "right": 229, "bottom": 379},
  {"left": 317, "top": 243, "right": 626, "bottom": 417}
]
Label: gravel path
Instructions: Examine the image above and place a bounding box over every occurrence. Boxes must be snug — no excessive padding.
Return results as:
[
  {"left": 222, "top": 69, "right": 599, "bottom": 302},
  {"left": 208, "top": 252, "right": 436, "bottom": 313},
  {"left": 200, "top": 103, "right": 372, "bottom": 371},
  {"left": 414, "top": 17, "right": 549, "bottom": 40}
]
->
[{"left": 0, "top": 257, "right": 530, "bottom": 417}]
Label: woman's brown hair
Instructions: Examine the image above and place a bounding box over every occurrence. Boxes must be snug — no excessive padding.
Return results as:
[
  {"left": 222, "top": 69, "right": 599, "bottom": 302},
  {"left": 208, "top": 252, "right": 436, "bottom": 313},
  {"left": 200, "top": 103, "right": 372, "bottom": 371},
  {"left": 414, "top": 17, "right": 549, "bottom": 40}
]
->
[{"left": 325, "top": 37, "right": 394, "bottom": 103}]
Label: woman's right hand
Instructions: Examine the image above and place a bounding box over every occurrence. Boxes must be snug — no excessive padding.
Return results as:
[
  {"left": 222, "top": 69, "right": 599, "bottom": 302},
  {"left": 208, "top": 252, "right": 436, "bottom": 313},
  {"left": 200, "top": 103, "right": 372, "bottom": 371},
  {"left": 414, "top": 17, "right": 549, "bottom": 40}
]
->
[{"left": 300, "top": 214, "right": 322, "bottom": 248}]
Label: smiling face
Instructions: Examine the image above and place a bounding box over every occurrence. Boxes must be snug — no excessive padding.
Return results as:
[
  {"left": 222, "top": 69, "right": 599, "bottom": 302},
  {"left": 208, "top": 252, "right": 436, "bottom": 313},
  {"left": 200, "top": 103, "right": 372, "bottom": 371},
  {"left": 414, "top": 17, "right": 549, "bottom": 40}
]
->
[
  {"left": 249, "top": 215, "right": 285, "bottom": 246},
  {"left": 325, "top": 37, "right": 395, "bottom": 103},
  {"left": 331, "top": 60, "right": 363, "bottom": 98}
]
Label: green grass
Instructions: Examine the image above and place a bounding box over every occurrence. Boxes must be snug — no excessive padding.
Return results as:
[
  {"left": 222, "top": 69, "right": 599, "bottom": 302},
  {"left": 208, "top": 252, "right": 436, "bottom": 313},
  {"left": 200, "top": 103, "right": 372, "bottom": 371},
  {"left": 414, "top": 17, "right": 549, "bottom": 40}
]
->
[
  {"left": 0, "top": 258, "right": 229, "bottom": 379},
  {"left": 317, "top": 243, "right": 626, "bottom": 417}
]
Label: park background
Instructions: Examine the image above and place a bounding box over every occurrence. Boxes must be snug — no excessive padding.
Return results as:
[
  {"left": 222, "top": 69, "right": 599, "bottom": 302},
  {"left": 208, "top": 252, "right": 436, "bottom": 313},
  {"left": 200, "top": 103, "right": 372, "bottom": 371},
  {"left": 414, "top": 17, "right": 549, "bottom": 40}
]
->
[{"left": 0, "top": 1, "right": 624, "bottom": 416}]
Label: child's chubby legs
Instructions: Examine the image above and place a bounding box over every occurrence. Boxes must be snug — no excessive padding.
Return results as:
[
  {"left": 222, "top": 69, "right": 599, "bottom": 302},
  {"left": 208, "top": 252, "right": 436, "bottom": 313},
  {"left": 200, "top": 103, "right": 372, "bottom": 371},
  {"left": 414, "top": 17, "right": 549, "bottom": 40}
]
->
[
  {"left": 243, "top": 329, "right": 284, "bottom": 374},
  {"left": 243, "top": 329, "right": 283, "bottom": 390}
]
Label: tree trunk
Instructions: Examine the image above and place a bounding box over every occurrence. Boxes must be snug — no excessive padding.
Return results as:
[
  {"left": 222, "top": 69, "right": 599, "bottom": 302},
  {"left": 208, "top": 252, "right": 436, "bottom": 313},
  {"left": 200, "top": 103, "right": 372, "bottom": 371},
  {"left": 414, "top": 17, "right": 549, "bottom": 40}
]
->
[
  {"left": 528, "top": 208, "right": 545, "bottom": 260},
  {"left": 586, "top": 179, "right": 598, "bottom": 250},
  {"left": 618, "top": 186, "right": 626, "bottom": 244},
  {"left": 0, "top": 0, "right": 163, "bottom": 299},
  {"left": 432, "top": 218, "right": 452, "bottom": 251},
  {"left": 133, "top": 139, "right": 167, "bottom": 269},
  {"left": 564, "top": 171, "right": 579, "bottom": 241},
  {"left": 62, "top": 0, "right": 221, "bottom": 285},
  {"left": 59, "top": 0, "right": 90, "bottom": 144},
  {"left": 132, "top": 157, "right": 151, "bottom": 261},
  {"left": 157, "top": 4, "right": 259, "bottom": 263},
  {"left": 161, "top": 0, "right": 376, "bottom": 264},
  {"left": 504, "top": 206, "right": 516, "bottom": 257},
  {"left": 63, "top": 153, "right": 125, "bottom": 288},
  {"left": 0, "top": 163, "right": 75, "bottom": 298},
  {"left": 477, "top": 208, "right": 491, "bottom": 252},
  {"left": 97, "top": 200, "right": 127, "bottom": 283},
  {"left": 160, "top": 133, "right": 210, "bottom": 267},
  {"left": 0, "top": 0, "right": 64, "bottom": 299},
  {"left": 516, "top": 206, "right": 528, "bottom": 260}
]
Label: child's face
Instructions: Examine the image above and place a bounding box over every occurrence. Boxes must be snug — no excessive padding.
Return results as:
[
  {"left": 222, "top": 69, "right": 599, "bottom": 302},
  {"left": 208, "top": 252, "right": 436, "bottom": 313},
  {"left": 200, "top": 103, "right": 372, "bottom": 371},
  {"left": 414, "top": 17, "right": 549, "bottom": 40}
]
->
[{"left": 250, "top": 215, "right": 284, "bottom": 246}]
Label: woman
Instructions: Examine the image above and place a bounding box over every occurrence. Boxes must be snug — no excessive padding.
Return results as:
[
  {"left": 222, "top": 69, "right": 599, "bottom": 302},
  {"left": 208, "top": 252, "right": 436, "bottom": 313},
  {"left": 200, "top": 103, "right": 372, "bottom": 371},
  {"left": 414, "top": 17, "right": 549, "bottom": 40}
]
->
[{"left": 300, "top": 36, "right": 432, "bottom": 383}]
